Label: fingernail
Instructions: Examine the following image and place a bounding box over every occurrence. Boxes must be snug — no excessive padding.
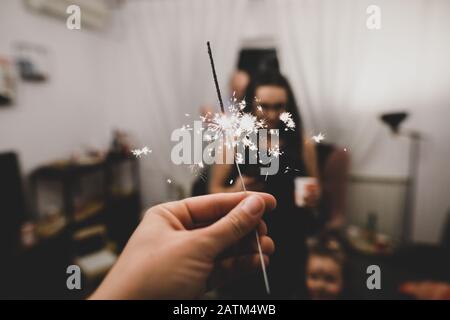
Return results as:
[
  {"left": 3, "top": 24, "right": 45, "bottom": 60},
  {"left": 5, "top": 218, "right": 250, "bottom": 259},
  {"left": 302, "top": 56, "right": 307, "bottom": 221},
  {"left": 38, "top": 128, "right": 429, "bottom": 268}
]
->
[{"left": 241, "top": 195, "right": 263, "bottom": 216}]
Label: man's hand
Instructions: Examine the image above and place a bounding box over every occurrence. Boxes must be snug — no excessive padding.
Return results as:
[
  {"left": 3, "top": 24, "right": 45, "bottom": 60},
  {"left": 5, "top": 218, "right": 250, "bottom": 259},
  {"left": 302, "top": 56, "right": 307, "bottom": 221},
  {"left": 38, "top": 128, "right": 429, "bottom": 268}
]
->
[{"left": 90, "top": 192, "right": 276, "bottom": 299}]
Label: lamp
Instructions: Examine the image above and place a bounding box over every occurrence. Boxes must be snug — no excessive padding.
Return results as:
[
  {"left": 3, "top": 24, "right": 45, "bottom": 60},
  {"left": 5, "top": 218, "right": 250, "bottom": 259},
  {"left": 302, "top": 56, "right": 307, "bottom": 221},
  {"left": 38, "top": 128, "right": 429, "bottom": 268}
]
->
[
  {"left": 380, "top": 111, "right": 421, "bottom": 244},
  {"left": 380, "top": 112, "right": 408, "bottom": 134}
]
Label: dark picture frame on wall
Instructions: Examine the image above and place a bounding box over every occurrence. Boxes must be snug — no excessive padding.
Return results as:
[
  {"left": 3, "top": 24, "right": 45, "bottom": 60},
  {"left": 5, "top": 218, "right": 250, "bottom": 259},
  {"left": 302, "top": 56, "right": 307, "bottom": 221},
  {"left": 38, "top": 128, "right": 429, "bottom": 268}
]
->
[
  {"left": 0, "top": 55, "right": 15, "bottom": 106},
  {"left": 15, "top": 42, "right": 49, "bottom": 83}
]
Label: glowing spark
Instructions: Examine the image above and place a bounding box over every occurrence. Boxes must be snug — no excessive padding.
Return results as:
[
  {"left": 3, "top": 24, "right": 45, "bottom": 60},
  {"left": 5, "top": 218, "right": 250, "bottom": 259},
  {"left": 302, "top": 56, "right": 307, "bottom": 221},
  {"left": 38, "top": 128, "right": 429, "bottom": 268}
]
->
[
  {"left": 284, "top": 166, "right": 301, "bottom": 174},
  {"left": 238, "top": 99, "right": 246, "bottom": 110},
  {"left": 239, "top": 113, "right": 258, "bottom": 133},
  {"left": 131, "top": 146, "right": 152, "bottom": 158},
  {"left": 199, "top": 97, "right": 266, "bottom": 154},
  {"left": 280, "top": 112, "right": 295, "bottom": 130},
  {"left": 185, "top": 113, "right": 190, "bottom": 117},
  {"left": 207, "top": 42, "right": 271, "bottom": 295},
  {"left": 257, "top": 105, "right": 263, "bottom": 113},
  {"left": 235, "top": 152, "right": 244, "bottom": 164},
  {"left": 189, "top": 163, "right": 207, "bottom": 181},
  {"left": 268, "top": 145, "right": 283, "bottom": 158},
  {"left": 167, "top": 179, "right": 172, "bottom": 184},
  {"left": 312, "top": 132, "right": 325, "bottom": 143}
]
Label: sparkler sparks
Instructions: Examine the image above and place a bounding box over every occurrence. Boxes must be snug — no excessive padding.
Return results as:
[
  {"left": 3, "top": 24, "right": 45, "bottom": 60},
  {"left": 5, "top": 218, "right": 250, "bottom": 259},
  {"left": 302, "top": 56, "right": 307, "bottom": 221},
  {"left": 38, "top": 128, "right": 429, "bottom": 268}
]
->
[
  {"left": 189, "top": 163, "right": 207, "bottom": 181},
  {"left": 279, "top": 112, "right": 295, "bottom": 131},
  {"left": 284, "top": 166, "right": 301, "bottom": 174},
  {"left": 268, "top": 145, "right": 283, "bottom": 158},
  {"left": 207, "top": 41, "right": 271, "bottom": 295},
  {"left": 131, "top": 146, "right": 152, "bottom": 158},
  {"left": 200, "top": 102, "right": 267, "bottom": 153},
  {"left": 235, "top": 152, "right": 244, "bottom": 164},
  {"left": 312, "top": 132, "right": 325, "bottom": 143}
]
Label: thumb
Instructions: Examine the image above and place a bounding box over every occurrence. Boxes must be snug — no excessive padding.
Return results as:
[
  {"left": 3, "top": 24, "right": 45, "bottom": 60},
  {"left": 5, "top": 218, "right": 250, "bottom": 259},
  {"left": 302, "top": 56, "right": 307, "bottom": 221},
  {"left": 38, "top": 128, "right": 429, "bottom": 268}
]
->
[{"left": 202, "top": 194, "right": 266, "bottom": 255}]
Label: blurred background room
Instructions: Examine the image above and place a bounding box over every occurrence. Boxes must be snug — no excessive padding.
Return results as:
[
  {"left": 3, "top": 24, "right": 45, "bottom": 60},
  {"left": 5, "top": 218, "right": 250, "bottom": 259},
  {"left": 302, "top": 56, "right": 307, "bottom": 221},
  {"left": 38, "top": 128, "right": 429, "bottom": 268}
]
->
[{"left": 0, "top": 0, "right": 449, "bottom": 299}]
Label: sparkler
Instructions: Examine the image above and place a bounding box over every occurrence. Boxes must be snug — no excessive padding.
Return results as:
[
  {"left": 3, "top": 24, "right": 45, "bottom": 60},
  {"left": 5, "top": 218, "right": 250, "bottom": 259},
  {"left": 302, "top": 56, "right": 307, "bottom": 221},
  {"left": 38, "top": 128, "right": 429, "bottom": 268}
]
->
[
  {"left": 280, "top": 112, "right": 295, "bottom": 131},
  {"left": 283, "top": 166, "right": 301, "bottom": 174},
  {"left": 257, "top": 105, "right": 264, "bottom": 113},
  {"left": 312, "top": 132, "right": 325, "bottom": 143},
  {"left": 131, "top": 146, "right": 152, "bottom": 157},
  {"left": 207, "top": 41, "right": 271, "bottom": 295}
]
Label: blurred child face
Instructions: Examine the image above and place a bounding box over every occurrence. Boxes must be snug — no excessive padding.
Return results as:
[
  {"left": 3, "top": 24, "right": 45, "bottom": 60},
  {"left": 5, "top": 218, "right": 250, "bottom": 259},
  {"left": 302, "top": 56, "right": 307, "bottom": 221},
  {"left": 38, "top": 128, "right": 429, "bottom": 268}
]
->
[
  {"left": 306, "top": 255, "right": 343, "bottom": 300},
  {"left": 254, "top": 85, "right": 287, "bottom": 129}
]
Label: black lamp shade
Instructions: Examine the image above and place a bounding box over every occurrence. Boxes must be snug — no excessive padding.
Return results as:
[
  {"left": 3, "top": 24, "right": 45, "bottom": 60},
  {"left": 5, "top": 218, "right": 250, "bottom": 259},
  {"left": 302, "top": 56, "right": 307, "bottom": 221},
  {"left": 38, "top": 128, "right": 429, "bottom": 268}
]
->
[{"left": 380, "top": 112, "right": 408, "bottom": 133}]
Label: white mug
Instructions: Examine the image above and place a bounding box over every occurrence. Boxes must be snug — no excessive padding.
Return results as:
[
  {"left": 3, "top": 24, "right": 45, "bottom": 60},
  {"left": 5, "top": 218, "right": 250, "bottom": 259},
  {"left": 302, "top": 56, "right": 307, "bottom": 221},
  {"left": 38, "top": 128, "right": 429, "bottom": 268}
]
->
[{"left": 294, "top": 177, "right": 318, "bottom": 207}]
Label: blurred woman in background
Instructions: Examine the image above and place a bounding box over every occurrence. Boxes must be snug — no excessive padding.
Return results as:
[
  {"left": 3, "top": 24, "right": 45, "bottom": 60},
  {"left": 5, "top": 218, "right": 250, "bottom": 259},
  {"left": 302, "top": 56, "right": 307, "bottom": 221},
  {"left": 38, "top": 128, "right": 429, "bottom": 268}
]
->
[{"left": 209, "top": 71, "right": 320, "bottom": 298}]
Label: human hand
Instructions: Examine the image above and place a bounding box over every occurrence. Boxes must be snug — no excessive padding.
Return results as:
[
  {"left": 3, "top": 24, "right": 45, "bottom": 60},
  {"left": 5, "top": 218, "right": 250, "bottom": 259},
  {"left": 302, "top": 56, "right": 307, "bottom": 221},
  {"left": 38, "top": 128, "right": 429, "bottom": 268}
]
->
[{"left": 90, "top": 192, "right": 276, "bottom": 299}]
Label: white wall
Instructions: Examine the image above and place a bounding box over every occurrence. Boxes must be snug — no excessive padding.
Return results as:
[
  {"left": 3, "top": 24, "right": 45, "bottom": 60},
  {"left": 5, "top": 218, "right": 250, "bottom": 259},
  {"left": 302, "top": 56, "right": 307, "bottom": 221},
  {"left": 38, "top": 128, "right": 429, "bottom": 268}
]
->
[
  {"left": 241, "top": 0, "right": 276, "bottom": 48},
  {"left": 0, "top": 0, "right": 112, "bottom": 171},
  {"left": 245, "top": 0, "right": 450, "bottom": 244},
  {"left": 0, "top": 0, "right": 161, "bottom": 207}
]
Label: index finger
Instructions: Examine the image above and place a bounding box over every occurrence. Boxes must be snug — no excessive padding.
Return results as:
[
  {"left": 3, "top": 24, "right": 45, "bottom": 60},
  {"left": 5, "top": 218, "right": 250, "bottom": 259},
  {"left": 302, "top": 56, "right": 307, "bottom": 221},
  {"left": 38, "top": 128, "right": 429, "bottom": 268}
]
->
[{"left": 164, "top": 192, "right": 276, "bottom": 229}]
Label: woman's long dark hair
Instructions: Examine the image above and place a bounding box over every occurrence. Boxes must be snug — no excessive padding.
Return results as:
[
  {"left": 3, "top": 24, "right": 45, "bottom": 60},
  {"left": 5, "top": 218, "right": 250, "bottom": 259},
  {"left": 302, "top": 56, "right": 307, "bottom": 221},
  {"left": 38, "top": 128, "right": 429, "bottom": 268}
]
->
[{"left": 243, "top": 71, "right": 304, "bottom": 160}]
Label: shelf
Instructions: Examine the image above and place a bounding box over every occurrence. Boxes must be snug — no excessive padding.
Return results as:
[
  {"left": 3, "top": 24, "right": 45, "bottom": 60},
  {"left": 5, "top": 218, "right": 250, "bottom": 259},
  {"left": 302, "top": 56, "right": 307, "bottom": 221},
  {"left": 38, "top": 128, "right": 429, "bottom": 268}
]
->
[
  {"left": 30, "top": 160, "right": 106, "bottom": 180},
  {"left": 73, "top": 201, "right": 105, "bottom": 223},
  {"left": 36, "top": 215, "right": 68, "bottom": 239}
]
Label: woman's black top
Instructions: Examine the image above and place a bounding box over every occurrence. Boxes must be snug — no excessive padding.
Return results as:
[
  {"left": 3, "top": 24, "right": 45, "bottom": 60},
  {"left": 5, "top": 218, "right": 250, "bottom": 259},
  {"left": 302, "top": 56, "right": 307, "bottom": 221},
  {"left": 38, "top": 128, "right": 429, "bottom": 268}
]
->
[{"left": 223, "top": 137, "right": 311, "bottom": 299}]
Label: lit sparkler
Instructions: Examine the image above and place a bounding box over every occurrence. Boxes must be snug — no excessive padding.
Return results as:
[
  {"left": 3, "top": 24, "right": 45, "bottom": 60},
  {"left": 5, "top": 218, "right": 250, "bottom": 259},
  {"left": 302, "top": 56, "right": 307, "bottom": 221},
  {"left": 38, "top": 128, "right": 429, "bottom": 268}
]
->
[
  {"left": 283, "top": 166, "right": 301, "bottom": 174},
  {"left": 268, "top": 145, "right": 283, "bottom": 158},
  {"left": 312, "top": 132, "right": 325, "bottom": 143},
  {"left": 189, "top": 162, "right": 207, "bottom": 182},
  {"left": 131, "top": 146, "right": 152, "bottom": 158},
  {"left": 201, "top": 98, "right": 266, "bottom": 153},
  {"left": 280, "top": 112, "right": 295, "bottom": 131},
  {"left": 207, "top": 41, "right": 271, "bottom": 294}
]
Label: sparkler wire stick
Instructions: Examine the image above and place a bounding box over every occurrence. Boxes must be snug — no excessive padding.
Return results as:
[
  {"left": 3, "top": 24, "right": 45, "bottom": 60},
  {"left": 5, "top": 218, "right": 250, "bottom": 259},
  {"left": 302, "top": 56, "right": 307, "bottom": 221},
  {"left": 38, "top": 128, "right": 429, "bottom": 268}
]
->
[
  {"left": 207, "top": 42, "right": 225, "bottom": 113},
  {"left": 207, "top": 41, "right": 271, "bottom": 295}
]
